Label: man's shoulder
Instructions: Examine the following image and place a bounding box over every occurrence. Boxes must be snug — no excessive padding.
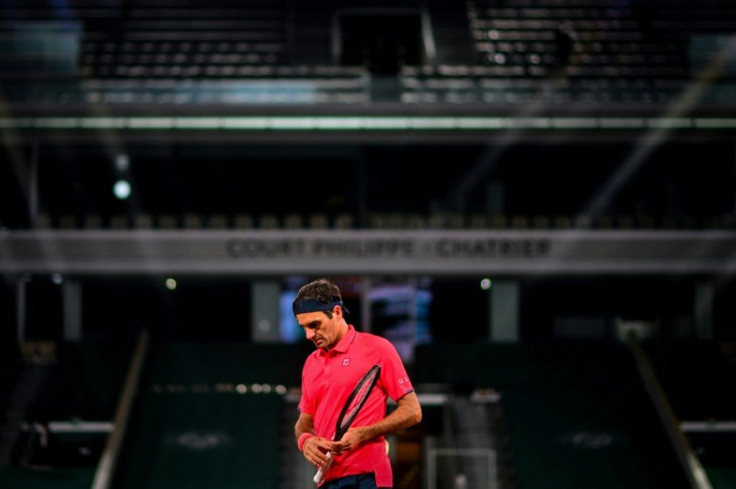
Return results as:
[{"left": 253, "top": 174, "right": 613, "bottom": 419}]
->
[
  {"left": 355, "top": 330, "right": 393, "bottom": 348},
  {"left": 304, "top": 348, "right": 322, "bottom": 364}
]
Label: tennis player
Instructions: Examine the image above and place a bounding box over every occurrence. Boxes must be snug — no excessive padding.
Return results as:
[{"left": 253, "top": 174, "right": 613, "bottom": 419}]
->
[{"left": 293, "top": 278, "right": 422, "bottom": 489}]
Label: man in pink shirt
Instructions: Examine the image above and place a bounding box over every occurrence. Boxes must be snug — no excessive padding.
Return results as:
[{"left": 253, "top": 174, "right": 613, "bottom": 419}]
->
[{"left": 293, "top": 278, "right": 422, "bottom": 488}]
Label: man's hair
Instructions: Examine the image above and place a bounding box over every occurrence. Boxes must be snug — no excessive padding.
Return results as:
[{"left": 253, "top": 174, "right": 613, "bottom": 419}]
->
[{"left": 294, "top": 278, "right": 343, "bottom": 317}]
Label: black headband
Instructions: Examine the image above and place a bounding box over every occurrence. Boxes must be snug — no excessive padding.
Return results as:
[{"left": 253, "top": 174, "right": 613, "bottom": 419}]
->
[{"left": 292, "top": 299, "right": 350, "bottom": 315}]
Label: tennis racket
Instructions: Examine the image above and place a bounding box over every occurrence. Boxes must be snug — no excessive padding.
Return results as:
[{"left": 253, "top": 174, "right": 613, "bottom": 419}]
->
[{"left": 313, "top": 364, "right": 381, "bottom": 484}]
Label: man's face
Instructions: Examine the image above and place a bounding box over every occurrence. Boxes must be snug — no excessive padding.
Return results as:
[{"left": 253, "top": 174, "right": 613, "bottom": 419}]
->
[{"left": 296, "top": 307, "right": 341, "bottom": 350}]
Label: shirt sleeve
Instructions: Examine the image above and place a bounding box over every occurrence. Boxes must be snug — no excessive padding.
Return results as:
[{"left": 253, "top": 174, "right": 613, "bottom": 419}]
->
[
  {"left": 298, "top": 359, "right": 315, "bottom": 415},
  {"left": 378, "top": 337, "right": 415, "bottom": 401}
]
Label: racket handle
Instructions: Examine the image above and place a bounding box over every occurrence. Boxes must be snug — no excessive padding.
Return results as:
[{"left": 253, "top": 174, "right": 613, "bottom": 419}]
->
[{"left": 313, "top": 451, "right": 333, "bottom": 484}]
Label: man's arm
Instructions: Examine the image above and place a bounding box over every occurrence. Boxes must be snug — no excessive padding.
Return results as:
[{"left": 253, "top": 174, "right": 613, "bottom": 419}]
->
[
  {"left": 333, "top": 391, "right": 422, "bottom": 453},
  {"left": 295, "top": 411, "right": 334, "bottom": 467},
  {"left": 294, "top": 410, "right": 315, "bottom": 441}
]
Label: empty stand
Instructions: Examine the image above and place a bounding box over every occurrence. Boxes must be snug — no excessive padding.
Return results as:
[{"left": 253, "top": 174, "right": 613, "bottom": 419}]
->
[
  {"left": 399, "top": 0, "right": 736, "bottom": 107},
  {"left": 111, "top": 340, "right": 311, "bottom": 489},
  {"left": 1, "top": 0, "right": 736, "bottom": 109},
  {"left": 412, "top": 341, "right": 691, "bottom": 489},
  {"left": 0, "top": 0, "right": 371, "bottom": 105},
  {"left": 641, "top": 340, "right": 736, "bottom": 423}
]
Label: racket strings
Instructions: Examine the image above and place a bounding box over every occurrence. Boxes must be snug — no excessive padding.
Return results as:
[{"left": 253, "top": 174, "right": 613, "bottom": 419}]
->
[
  {"left": 342, "top": 387, "right": 370, "bottom": 425},
  {"left": 339, "top": 368, "right": 379, "bottom": 431},
  {"left": 340, "top": 370, "right": 379, "bottom": 429}
]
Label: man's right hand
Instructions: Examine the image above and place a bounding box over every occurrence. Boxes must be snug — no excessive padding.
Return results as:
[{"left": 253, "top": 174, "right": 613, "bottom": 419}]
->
[{"left": 302, "top": 435, "right": 337, "bottom": 467}]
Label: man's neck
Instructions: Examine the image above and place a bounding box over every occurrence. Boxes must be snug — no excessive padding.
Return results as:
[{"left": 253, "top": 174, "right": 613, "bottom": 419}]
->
[{"left": 324, "top": 322, "right": 350, "bottom": 351}]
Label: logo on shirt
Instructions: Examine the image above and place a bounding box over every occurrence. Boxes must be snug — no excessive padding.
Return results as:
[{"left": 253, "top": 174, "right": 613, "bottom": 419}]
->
[{"left": 342, "top": 358, "right": 350, "bottom": 367}]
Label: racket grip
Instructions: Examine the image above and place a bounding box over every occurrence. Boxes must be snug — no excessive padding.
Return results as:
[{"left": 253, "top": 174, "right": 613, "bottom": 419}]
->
[{"left": 313, "top": 451, "right": 333, "bottom": 484}]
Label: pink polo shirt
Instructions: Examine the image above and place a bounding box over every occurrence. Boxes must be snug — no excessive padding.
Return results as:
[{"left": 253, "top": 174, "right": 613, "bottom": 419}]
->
[{"left": 299, "top": 325, "right": 415, "bottom": 487}]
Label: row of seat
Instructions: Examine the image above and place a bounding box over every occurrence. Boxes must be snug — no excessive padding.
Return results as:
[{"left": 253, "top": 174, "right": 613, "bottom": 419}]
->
[
  {"left": 2, "top": 67, "right": 371, "bottom": 104},
  {"left": 13, "top": 68, "right": 728, "bottom": 106},
  {"left": 20, "top": 212, "right": 736, "bottom": 231},
  {"left": 4, "top": 79, "right": 735, "bottom": 107},
  {"left": 472, "top": 0, "right": 639, "bottom": 6},
  {"left": 398, "top": 71, "right": 736, "bottom": 105},
  {"left": 399, "top": 89, "right": 683, "bottom": 105}
]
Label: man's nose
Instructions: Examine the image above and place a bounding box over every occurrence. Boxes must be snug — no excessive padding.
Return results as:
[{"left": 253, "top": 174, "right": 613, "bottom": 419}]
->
[{"left": 305, "top": 329, "right": 315, "bottom": 339}]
